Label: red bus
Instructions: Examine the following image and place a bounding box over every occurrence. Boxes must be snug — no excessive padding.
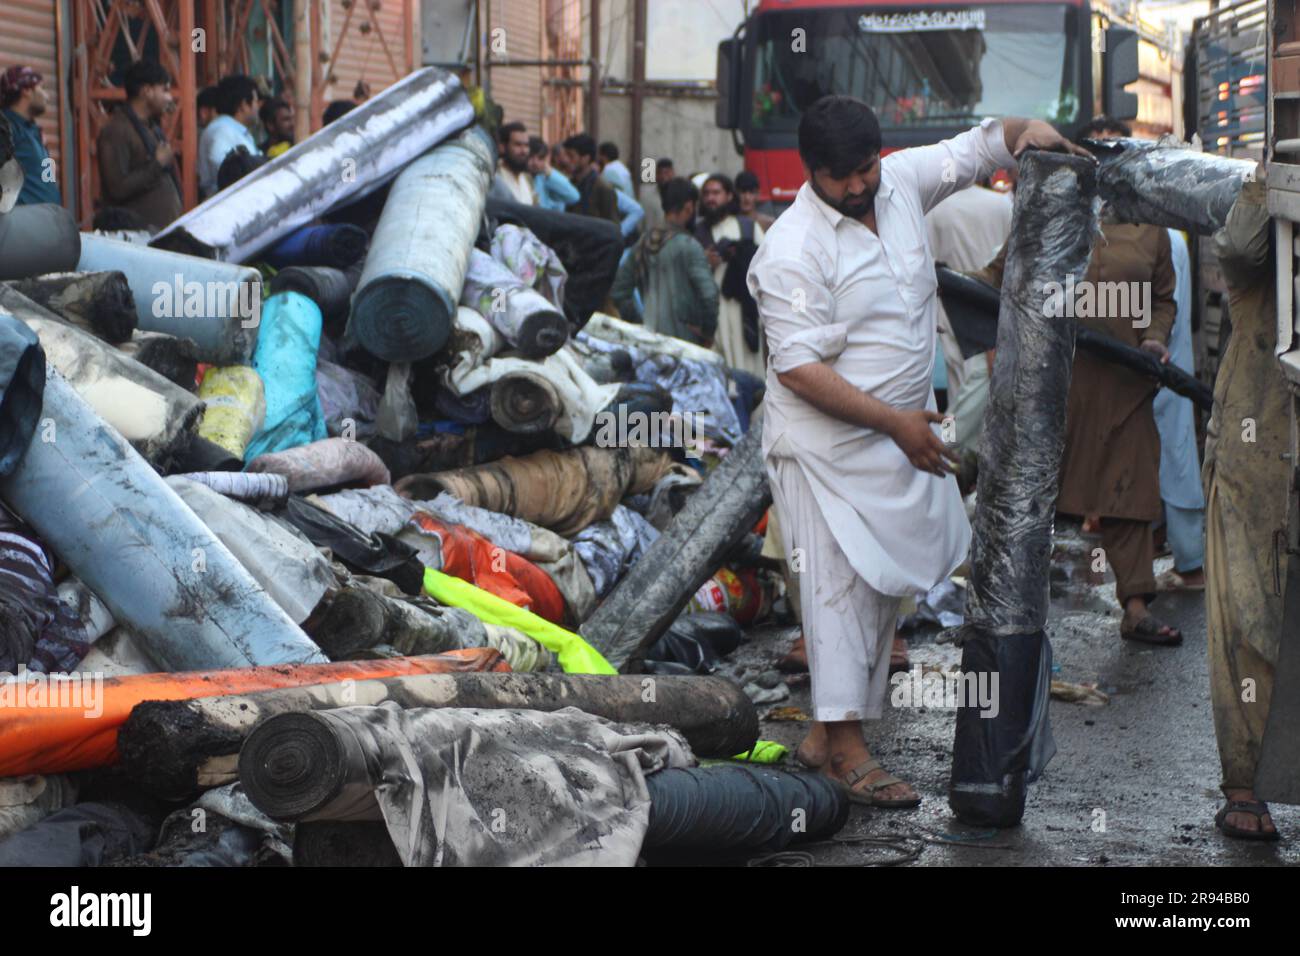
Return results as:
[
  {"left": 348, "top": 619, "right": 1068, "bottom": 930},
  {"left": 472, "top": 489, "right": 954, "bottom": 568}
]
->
[{"left": 716, "top": 0, "right": 1145, "bottom": 204}]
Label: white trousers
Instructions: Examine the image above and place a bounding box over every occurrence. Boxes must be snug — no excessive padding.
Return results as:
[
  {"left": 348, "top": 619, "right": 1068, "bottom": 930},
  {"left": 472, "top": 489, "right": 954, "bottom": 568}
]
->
[{"left": 767, "top": 454, "right": 900, "bottom": 721}]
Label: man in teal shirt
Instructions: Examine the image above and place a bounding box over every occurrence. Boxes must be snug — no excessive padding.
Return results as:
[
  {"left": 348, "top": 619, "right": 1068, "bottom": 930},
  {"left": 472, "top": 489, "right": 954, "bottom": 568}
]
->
[{"left": 1, "top": 66, "right": 60, "bottom": 206}]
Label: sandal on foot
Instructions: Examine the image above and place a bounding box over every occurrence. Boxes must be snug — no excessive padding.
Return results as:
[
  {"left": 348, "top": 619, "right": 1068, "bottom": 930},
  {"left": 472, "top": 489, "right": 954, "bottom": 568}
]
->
[
  {"left": 1215, "top": 799, "right": 1280, "bottom": 842},
  {"left": 1121, "top": 615, "right": 1183, "bottom": 646},
  {"left": 834, "top": 758, "right": 921, "bottom": 809}
]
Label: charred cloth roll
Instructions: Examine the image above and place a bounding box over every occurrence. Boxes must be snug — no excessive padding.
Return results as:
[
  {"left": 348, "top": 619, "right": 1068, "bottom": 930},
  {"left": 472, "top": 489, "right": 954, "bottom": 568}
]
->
[
  {"left": 6, "top": 271, "right": 137, "bottom": 344},
  {"left": 461, "top": 248, "right": 569, "bottom": 358},
  {"left": 123, "top": 672, "right": 757, "bottom": 799},
  {"left": 951, "top": 151, "right": 1099, "bottom": 829},
  {"left": 150, "top": 67, "right": 475, "bottom": 262},
  {"left": 349, "top": 126, "right": 495, "bottom": 362}
]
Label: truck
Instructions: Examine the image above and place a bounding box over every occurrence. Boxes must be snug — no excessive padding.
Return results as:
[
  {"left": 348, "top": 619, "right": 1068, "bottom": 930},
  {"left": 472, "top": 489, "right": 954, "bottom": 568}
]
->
[{"left": 715, "top": 0, "right": 1180, "bottom": 205}]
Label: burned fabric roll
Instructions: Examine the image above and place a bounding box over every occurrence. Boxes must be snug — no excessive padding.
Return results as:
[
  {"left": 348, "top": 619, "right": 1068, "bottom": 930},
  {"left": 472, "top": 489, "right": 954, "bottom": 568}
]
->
[
  {"left": 125, "top": 672, "right": 755, "bottom": 799},
  {"left": 270, "top": 266, "right": 353, "bottom": 326},
  {"left": 240, "top": 704, "right": 694, "bottom": 865},
  {"left": 395, "top": 443, "right": 673, "bottom": 538},
  {"left": 118, "top": 331, "right": 199, "bottom": 389},
  {"left": 0, "top": 312, "right": 45, "bottom": 475},
  {"left": 151, "top": 67, "right": 474, "bottom": 262},
  {"left": 643, "top": 766, "right": 848, "bottom": 854},
  {"left": 0, "top": 287, "right": 202, "bottom": 470},
  {"left": 486, "top": 199, "right": 622, "bottom": 329},
  {"left": 262, "top": 224, "right": 368, "bottom": 271},
  {"left": 77, "top": 234, "right": 261, "bottom": 364},
  {"left": 461, "top": 248, "right": 570, "bottom": 358},
  {"left": 0, "top": 370, "right": 327, "bottom": 673},
  {"left": 349, "top": 126, "right": 495, "bottom": 362},
  {"left": 1087, "top": 137, "right": 1256, "bottom": 235},
  {"left": 6, "top": 271, "right": 137, "bottom": 344},
  {"left": 952, "top": 151, "right": 1098, "bottom": 828},
  {"left": 0, "top": 204, "right": 81, "bottom": 281},
  {"left": 580, "top": 418, "right": 771, "bottom": 671}
]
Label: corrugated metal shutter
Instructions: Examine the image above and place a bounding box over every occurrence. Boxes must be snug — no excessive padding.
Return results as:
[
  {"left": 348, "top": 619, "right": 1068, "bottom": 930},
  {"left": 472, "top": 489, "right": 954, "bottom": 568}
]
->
[
  {"left": 323, "top": 0, "right": 408, "bottom": 103},
  {"left": 488, "top": 0, "right": 542, "bottom": 133},
  {"left": 0, "top": 0, "right": 62, "bottom": 186}
]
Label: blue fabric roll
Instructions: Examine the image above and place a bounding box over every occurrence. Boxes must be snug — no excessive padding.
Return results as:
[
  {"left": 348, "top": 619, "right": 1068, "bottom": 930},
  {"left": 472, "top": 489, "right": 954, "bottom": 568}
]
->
[
  {"left": 263, "top": 224, "right": 369, "bottom": 270},
  {"left": 244, "top": 291, "right": 328, "bottom": 460}
]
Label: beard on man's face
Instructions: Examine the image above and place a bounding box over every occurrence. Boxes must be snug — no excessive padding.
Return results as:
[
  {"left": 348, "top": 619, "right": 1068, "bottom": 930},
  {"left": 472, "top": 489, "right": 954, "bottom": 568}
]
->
[
  {"left": 700, "top": 200, "right": 730, "bottom": 226},
  {"left": 812, "top": 177, "right": 875, "bottom": 218},
  {"left": 503, "top": 151, "right": 529, "bottom": 173}
]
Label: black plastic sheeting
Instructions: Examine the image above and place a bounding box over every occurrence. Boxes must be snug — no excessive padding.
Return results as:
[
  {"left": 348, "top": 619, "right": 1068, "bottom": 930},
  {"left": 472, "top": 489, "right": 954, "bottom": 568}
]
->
[
  {"left": 0, "top": 802, "right": 156, "bottom": 867},
  {"left": 280, "top": 495, "right": 426, "bottom": 595},
  {"left": 486, "top": 198, "right": 623, "bottom": 331},
  {"left": 643, "top": 613, "right": 744, "bottom": 675},
  {"left": 0, "top": 313, "right": 45, "bottom": 476},
  {"left": 643, "top": 765, "right": 848, "bottom": 853},
  {"left": 1086, "top": 138, "right": 1255, "bottom": 235},
  {"left": 935, "top": 266, "right": 1213, "bottom": 410},
  {"left": 951, "top": 152, "right": 1096, "bottom": 827}
]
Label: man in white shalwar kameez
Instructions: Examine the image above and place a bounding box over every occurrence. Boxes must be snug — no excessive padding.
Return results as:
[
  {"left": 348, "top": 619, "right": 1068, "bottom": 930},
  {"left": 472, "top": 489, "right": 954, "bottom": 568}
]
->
[{"left": 747, "top": 96, "right": 1090, "bottom": 807}]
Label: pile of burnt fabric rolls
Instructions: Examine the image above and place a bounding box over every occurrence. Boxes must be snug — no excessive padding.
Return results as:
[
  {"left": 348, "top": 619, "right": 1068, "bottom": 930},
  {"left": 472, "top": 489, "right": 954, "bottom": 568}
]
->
[{"left": 0, "top": 66, "right": 830, "bottom": 868}]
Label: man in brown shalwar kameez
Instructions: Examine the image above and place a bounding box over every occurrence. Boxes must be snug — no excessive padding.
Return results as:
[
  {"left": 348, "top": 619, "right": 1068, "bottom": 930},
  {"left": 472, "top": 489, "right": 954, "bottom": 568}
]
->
[{"left": 974, "top": 117, "right": 1180, "bottom": 645}]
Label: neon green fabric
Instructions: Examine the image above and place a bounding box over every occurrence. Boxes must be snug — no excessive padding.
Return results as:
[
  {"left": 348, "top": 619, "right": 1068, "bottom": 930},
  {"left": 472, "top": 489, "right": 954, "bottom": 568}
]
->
[
  {"left": 728, "top": 740, "right": 788, "bottom": 764},
  {"left": 423, "top": 568, "right": 616, "bottom": 675}
]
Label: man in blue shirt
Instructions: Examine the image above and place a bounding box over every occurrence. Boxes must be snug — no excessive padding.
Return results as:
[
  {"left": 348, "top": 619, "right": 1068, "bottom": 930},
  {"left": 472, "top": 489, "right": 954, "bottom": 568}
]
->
[
  {"left": 597, "top": 141, "right": 634, "bottom": 197},
  {"left": 0, "top": 66, "right": 60, "bottom": 206},
  {"left": 198, "top": 74, "right": 262, "bottom": 198},
  {"left": 529, "top": 137, "right": 579, "bottom": 211}
]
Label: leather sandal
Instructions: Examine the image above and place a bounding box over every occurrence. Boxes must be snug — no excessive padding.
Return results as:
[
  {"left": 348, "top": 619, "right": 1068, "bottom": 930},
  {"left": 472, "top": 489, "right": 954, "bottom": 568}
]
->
[
  {"left": 1215, "top": 799, "right": 1280, "bottom": 841},
  {"left": 1121, "top": 615, "right": 1183, "bottom": 646},
  {"left": 833, "top": 757, "right": 921, "bottom": 809}
]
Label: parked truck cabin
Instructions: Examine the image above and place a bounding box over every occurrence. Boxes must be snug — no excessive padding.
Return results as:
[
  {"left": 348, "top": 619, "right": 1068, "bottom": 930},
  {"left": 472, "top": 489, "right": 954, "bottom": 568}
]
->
[{"left": 720, "top": 0, "right": 1179, "bottom": 204}]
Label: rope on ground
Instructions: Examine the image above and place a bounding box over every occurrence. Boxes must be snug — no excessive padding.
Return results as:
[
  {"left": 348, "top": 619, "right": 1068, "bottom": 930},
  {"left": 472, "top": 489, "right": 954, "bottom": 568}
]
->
[{"left": 747, "top": 834, "right": 925, "bottom": 868}]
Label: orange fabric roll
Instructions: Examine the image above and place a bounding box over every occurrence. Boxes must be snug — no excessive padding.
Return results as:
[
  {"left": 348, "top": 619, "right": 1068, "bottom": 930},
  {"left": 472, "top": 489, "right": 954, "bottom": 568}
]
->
[{"left": 0, "top": 648, "right": 508, "bottom": 777}]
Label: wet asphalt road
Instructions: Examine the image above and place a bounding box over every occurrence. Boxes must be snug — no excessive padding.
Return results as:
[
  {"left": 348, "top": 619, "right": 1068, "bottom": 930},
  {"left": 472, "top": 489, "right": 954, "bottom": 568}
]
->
[{"left": 726, "top": 525, "right": 1298, "bottom": 867}]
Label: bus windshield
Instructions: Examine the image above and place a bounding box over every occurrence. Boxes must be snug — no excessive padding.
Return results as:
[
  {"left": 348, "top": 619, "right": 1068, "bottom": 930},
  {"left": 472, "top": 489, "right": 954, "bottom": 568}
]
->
[{"left": 750, "top": 5, "right": 1082, "bottom": 136}]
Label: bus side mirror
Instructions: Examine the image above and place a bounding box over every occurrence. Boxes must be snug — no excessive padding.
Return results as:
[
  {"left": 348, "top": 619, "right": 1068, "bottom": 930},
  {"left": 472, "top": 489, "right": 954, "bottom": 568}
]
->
[
  {"left": 1103, "top": 26, "right": 1140, "bottom": 121},
  {"left": 716, "top": 38, "right": 742, "bottom": 130}
]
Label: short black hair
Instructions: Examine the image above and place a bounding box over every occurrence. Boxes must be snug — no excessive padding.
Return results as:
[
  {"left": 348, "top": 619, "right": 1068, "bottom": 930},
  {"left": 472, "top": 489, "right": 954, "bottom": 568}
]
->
[
  {"left": 798, "top": 95, "right": 882, "bottom": 178},
  {"left": 598, "top": 141, "right": 619, "bottom": 162},
  {"left": 656, "top": 157, "right": 674, "bottom": 170},
  {"left": 92, "top": 206, "right": 148, "bottom": 231},
  {"left": 123, "top": 59, "right": 170, "bottom": 99},
  {"left": 216, "top": 74, "right": 259, "bottom": 116},
  {"left": 734, "top": 170, "right": 759, "bottom": 192},
  {"left": 563, "top": 133, "right": 597, "bottom": 160},
  {"left": 660, "top": 178, "right": 698, "bottom": 214},
  {"left": 259, "top": 96, "right": 290, "bottom": 127},
  {"left": 528, "top": 135, "right": 548, "bottom": 157},
  {"left": 1077, "top": 115, "right": 1132, "bottom": 141},
  {"left": 197, "top": 85, "right": 219, "bottom": 111},
  {"left": 499, "top": 121, "right": 526, "bottom": 145},
  {"left": 322, "top": 99, "right": 355, "bottom": 124}
]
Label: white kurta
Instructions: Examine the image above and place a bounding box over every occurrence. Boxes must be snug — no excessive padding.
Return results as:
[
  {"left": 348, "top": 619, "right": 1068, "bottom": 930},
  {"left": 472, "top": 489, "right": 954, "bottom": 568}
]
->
[
  {"left": 747, "top": 118, "right": 1016, "bottom": 600},
  {"left": 708, "top": 215, "right": 768, "bottom": 379}
]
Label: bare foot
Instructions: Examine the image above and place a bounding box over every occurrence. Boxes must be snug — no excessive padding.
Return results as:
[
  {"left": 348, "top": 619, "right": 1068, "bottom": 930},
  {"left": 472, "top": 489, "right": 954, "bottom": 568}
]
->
[{"left": 794, "top": 721, "right": 828, "bottom": 769}]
